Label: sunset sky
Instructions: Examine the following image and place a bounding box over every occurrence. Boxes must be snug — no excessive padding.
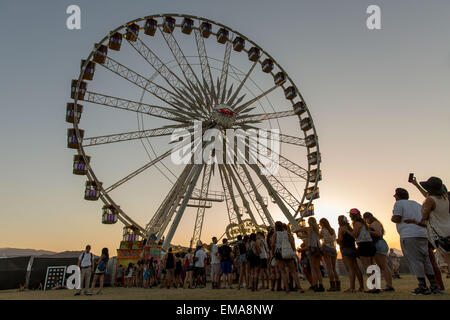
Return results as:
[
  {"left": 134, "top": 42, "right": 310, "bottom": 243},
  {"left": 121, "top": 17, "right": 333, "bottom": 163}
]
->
[{"left": 1, "top": 0, "right": 449, "bottom": 256}]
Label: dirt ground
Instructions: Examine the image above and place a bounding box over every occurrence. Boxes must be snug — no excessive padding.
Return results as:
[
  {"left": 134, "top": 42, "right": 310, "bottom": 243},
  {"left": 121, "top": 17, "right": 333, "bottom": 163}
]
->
[{"left": 1, "top": 275, "right": 450, "bottom": 300}]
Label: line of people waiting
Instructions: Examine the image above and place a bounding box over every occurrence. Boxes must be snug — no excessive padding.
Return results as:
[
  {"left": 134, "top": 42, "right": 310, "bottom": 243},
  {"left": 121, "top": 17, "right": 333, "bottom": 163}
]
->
[{"left": 112, "top": 176, "right": 449, "bottom": 295}]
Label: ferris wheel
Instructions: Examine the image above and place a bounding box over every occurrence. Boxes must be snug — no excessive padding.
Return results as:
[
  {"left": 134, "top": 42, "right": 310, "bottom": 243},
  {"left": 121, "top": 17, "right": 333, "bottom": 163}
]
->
[{"left": 66, "top": 14, "right": 321, "bottom": 250}]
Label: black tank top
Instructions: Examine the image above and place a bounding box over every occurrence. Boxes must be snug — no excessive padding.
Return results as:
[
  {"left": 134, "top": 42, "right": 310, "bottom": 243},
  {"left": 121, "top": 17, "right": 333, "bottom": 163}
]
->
[
  {"left": 175, "top": 259, "right": 182, "bottom": 271},
  {"left": 342, "top": 233, "right": 356, "bottom": 249},
  {"left": 166, "top": 253, "right": 174, "bottom": 269}
]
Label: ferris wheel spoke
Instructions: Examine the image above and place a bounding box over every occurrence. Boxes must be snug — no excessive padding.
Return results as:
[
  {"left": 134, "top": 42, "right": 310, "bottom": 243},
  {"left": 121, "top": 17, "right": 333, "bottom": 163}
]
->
[
  {"left": 194, "top": 29, "right": 217, "bottom": 107},
  {"left": 217, "top": 166, "right": 233, "bottom": 225},
  {"left": 222, "top": 136, "right": 273, "bottom": 226},
  {"left": 234, "top": 125, "right": 307, "bottom": 148},
  {"left": 218, "top": 41, "right": 232, "bottom": 103},
  {"left": 245, "top": 135, "right": 308, "bottom": 180},
  {"left": 230, "top": 137, "right": 302, "bottom": 212},
  {"left": 162, "top": 164, "right": 204, "bottom": 250},
  {"left": 224, "top": 165, "right": 257, "bottom": 224},
  {"left": 233, "top": 84, "right": 279, "bottom": 113},
  {"left": 158, "top": 27, "right": 209, "bottom": 111},
  {"left": 82, "top": 124, "right": 190, "bottom": 147},
  {"left": 190, "top": 162, "right": 214, "bottom": 247},
  {"left": 83, "top": 91, "right": 194, "bottom": 123},
  {"left": 146, "top": 164, "right": 194, "bottom": 236},
  {"left": 126, "top": 38, "right": 205, "bottom": 118},
  {"left": 104, "top": 133, "right": 197, "bottom": 193},
  {"left": 226, "top": 61, "right": 258, "bottom": 106},
  {"left": 236, "top": 109, "right": 299, "bottom": 124},
  {"left": 104, "top": 150, "right": 172, "bottom": 193},
  {"left": 100, "top": 56, "right": 192, "bottom": 114},
  {"left": 247, "top": 163, "right": 300, "bottom": 230},
  {"left": 153, "top": 139, "right": 214, "bottom": 246},
  {"left": 230, "top": 164, "right": 273, "bottom": 226},
  {"left": 219, "top": 164, "right": 244, "bottom": 227},
  {"left": 156, "top": 164, "right": 200, "bottom": 242}
]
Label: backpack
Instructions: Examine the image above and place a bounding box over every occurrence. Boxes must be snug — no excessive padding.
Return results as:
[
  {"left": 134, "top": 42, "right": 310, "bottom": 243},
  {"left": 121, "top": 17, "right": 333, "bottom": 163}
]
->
[
  {"left": 430, "top": 225, "right": 450, "bottom": 252},
  {"left": 98, "top": 259, "right": 107, "bottom": 272},
  {"left": 97, "top": 254, "right": 107, "bottom": 272},
  {"left": 276, "top": 232, "right": 295, "bottom": 260}
]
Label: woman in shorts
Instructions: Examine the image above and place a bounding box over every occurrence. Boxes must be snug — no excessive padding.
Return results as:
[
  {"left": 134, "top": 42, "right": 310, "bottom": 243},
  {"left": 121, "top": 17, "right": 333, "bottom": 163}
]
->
[
  {"left": 307, "top": 217, "right": 324, "bottom": 292},
  {"left": 364, "top": 212, "right": 394, "bottom": 291},
  {"left": 90, "top": 247, "right": 109, "bottom": 295},
  {"left": 347, "top": 209, "right": 377, "bottom": 292},
  {"left": 271, "top": 222, "right": 304, "bottom": 294},
  {"left": 319, "top": 218, "right": 340, "bottom": 291},
  {"left": 338, "top": 215, "right": 363, "bottom": 292},
  {"left": 247, "top": 233, "right": 261, "bottom": 291}
]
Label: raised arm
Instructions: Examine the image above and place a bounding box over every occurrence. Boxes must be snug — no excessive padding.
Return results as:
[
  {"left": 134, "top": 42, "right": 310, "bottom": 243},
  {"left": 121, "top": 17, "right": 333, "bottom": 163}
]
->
[{"left": 410, "top": 177, "right": 428, "bottom": 198}]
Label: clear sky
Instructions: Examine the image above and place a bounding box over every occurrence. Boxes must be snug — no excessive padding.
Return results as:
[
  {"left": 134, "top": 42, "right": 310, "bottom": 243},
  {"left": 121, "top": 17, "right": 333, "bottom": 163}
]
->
[{"left": 0, "top": 0, "right": 449, "bottom": 256}]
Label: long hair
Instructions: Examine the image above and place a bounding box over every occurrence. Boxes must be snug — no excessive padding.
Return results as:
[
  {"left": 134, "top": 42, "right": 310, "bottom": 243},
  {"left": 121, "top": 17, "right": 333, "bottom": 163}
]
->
[
  {"left": 363, "top": 212, "right": 385, "bottom": 235},
  {"left": 267, "top": 228, "right": 274, "bottom": 249},
  {"left": 338, "top": 215, "right": 353, "bottom": 232},
  {"left": 308, "top": 217, "right": 320, "bottom": 236},
  {"left": 319, "top": 218, "right": 335, "bottom": 235},
  {"left": 349, "top": 211, "right": 368, "bottom": 230},
  {"left": 101, "top": 247, "right": 109, "bottom": 261},
  {"left": 275, "top": 221, "right": 284, "bottom": 232}
]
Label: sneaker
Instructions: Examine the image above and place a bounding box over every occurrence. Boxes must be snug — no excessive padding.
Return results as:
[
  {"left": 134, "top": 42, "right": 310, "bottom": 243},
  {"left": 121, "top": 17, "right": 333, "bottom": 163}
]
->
[
  {"left": 410, "top": 287, "right": 431, "bottom": 295},
  {"left": 382, "top": 286, "right": 395, "bottom": 292},
  {"left": 96, "top": 291, "right": 103, "bottom": 295},
  {"left": 430, "top": 286, "right": 442, "bottom": 295},
  {"left": 74, "top": 291, "right": 81, "bottom": 296},
  {"left": 365, "top": 289, "right": 381, "bottom": 294},
  {"left": 84, "top": 291, "right": 93, "bottom": 296},
  {"left": 314, "top": 284, "right": 325, "bottom": 292}
]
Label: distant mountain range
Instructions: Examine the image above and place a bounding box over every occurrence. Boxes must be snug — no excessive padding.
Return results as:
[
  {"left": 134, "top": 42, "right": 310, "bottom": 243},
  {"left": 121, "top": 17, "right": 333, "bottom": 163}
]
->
[{"left": 0, "top": 248, "right": 97, "bottom": 258}]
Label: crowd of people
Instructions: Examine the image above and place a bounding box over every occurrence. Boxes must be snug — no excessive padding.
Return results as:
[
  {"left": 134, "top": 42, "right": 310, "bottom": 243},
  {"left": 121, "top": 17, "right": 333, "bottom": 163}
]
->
[{"left": 75, "top": 176, "right": 450, "bottom": 296}]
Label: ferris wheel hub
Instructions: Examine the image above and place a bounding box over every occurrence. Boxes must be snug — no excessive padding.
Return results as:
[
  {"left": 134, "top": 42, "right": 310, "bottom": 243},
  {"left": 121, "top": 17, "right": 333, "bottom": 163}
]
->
[{"left": 212, "top": 104, "right": 237, "bottom": 128}]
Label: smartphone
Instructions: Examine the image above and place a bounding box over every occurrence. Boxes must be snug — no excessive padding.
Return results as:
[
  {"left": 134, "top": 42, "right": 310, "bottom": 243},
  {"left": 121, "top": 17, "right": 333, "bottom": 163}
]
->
[{"left": 408, "top": 173, "right": 414, "bottom": 183}]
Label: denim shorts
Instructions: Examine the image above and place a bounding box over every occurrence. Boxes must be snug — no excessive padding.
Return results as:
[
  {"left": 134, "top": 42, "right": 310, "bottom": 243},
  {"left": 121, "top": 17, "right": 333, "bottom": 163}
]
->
[
  {"left": 375, "top": 239, "right": 389, "bottom": 255},
  {"left": 239, "top": 254, "right": 248, "bottom": 265},
  {"left": 221, "top": 261, "right": 232, "bottom": 274},
  {"left": 341, "top": 247, "right": 358, "bottom": 258}
]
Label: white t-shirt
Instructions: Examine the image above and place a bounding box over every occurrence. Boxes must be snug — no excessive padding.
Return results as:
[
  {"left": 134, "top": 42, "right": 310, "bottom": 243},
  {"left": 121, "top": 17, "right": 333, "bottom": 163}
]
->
[
  {"left": 194, "top": 249, "right": 206, "bottom": 268},
  {"left": 393, "top": 199, "right": 427, "bottom": 239},
  {"left": 78, "top": 251, "right": 93, "bottom": 267},
  {"left": 210, "top": 243, "right": 219, "bottom": 264}
]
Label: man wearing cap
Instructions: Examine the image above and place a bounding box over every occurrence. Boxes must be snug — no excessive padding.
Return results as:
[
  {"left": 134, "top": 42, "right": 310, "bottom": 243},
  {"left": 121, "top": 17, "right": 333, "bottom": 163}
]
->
[{"left": 391, "top": 188, "right": 440, "bottom": 295}]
